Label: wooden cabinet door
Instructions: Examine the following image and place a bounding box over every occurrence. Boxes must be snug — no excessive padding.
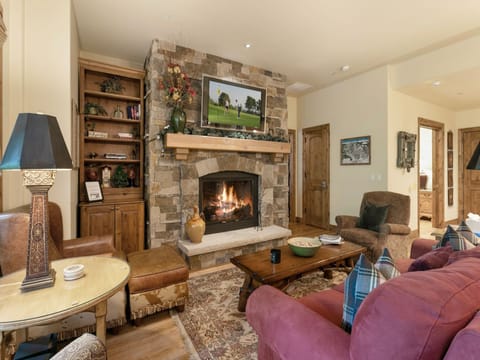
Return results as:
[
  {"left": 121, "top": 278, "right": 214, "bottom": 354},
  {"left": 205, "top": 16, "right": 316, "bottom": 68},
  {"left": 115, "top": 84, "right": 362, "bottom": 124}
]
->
[
  {"left": 115, "top": 202, "right": 144, "bottom": 254},
  {"left": 80, "top": 204, "right": 115, "bottom": 238}
]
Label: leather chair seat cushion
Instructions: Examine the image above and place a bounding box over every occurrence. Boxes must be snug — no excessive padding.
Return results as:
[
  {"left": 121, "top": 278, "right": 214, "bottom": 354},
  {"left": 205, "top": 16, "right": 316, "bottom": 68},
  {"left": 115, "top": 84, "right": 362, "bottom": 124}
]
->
[{"left": 127, "top": 246, "right": 189, "bottom": 294}]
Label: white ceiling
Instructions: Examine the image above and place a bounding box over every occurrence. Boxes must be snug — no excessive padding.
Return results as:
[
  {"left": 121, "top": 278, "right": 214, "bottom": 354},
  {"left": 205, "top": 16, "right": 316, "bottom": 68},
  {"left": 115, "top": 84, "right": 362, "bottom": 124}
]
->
[{"left": 72, "top": 0, "right": 480, "bottom": 110}]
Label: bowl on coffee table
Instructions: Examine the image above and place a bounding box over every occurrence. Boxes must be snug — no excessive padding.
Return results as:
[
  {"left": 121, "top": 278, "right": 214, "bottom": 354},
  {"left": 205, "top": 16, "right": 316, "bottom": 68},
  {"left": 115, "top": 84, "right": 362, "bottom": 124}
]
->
[{"left": 287, "top": 237, "right": 322, "bottom": 257}]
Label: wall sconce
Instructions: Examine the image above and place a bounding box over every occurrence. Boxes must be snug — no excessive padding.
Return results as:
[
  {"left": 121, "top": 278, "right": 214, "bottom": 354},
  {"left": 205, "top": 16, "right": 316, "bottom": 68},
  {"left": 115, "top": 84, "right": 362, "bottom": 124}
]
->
[
  {"left": 0, "top": 113, "right": 72, "bottom": 291},
  {"left": 397, "top": 131, "right": 417, "bottom": 172}
]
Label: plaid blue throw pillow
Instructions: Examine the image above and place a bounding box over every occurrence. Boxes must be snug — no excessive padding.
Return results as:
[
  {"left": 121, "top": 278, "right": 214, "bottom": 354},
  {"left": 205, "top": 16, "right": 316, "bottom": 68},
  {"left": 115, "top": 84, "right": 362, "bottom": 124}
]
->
[
  {"left": 435, "top": 225, "right": 475, "bottom": 251},
  {"left": 456, "top": 221, "right": 479, "bottom": 246},
  {"left": 342, "top": 254, "right": 386, "bottom": 333},
  {"left": 374, "top": 248, "right": 400, "bottom": 280}
]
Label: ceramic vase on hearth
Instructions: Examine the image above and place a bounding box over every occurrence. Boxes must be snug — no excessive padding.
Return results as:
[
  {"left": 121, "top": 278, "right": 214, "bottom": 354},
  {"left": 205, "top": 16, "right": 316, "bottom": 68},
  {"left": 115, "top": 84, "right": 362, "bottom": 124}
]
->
[
  {"left": 170, "top": 106, "right": 186, "bottom": 133},
  {"left": 185, "top": 206, "right": 205, "bottom": 243}
]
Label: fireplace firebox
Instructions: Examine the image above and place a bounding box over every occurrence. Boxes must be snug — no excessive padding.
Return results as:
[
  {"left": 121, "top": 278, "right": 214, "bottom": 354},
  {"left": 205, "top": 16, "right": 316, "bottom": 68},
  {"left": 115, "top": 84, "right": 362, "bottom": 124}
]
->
[{"left": 199, "top": 171, "right": 258, "bottom": 234}]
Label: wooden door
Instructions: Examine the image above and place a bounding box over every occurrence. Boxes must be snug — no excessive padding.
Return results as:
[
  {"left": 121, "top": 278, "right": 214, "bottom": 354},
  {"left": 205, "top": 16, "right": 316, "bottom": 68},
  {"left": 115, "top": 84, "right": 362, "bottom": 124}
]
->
[
  {"left": 288, "top": 129, "right": 296, "bottom": 223},
  {"left": 80, "top": 204, "right": 115, "bottom": 238},
  {"left": 460, "top": 128, "right": 480, "bottom": 217},
  {"left": 303, "top": 124, "right": 330, "bottom": 228},
  {"left": 115, "top": 201, "right": 144, "bottom": 254}
]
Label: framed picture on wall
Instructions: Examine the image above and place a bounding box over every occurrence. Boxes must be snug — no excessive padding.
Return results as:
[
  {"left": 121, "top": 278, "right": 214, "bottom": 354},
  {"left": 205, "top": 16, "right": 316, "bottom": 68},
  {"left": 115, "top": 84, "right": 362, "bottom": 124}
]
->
[
  {"left": 448, "top": 188, "right": 454, "bottom": 206},
  {"left": 340, "top": 136, "right": 371, "bottom": 165},
  {"left": 448, "top": 151, "right": 453, "bottom": 168},
  {"left": 447, "top": 130, "right": 453, "bottom": 150}
]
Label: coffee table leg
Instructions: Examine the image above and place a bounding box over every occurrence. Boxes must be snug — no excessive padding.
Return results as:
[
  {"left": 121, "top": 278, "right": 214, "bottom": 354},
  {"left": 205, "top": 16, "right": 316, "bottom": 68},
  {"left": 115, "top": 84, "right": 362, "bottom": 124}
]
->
[
  {"left": 95, "top": 300, "right": 107, "bottom": 345},
  {"left": 238, "top": 275, "right": 255, "bottom": 312}
]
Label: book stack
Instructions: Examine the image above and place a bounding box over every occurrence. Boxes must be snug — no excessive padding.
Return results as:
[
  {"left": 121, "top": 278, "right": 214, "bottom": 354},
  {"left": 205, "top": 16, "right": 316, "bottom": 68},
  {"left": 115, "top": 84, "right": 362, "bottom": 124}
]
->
[
  {"left": 319, "top": 234, "right": 343, "bottom": 245},
  {"left": 104, "top": 153, "right": 127, "bottom": 159},
  {"left": 126, "top": 104, "right": 141, "bottom": 120}
]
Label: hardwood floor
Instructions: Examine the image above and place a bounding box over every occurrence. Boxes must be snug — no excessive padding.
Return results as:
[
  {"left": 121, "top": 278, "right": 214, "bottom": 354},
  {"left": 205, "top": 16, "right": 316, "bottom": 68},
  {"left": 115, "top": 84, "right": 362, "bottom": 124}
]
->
[{"left": 106, "top": 223, "right": 326, "bottom": 359}]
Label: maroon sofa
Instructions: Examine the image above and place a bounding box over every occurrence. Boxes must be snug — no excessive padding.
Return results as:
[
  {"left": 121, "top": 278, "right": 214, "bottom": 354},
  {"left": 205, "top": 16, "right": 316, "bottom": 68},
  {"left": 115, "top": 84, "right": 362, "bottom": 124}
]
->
[{"left": 246, "top": 239, "right": 480, "bottom": 359}]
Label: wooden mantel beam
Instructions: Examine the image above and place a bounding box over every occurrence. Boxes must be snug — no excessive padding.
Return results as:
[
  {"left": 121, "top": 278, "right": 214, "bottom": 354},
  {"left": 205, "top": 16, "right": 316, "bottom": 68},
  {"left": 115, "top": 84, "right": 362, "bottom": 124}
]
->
[{"left": 165, "top": 133, "right": 290, "bottom": 161}]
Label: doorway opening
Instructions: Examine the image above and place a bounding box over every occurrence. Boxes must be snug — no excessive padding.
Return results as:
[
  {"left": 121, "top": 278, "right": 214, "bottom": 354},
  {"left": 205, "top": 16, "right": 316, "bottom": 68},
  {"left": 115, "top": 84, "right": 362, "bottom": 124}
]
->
[{"left": 418, "top": 118, "right": 444, "bottom": 237}]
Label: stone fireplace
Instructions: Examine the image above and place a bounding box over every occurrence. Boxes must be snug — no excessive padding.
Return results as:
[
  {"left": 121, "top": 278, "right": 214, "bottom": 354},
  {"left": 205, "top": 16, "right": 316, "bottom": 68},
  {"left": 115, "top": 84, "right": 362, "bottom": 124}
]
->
[{"left": 144, "top": 40, "right": 292, "bottom": 269}]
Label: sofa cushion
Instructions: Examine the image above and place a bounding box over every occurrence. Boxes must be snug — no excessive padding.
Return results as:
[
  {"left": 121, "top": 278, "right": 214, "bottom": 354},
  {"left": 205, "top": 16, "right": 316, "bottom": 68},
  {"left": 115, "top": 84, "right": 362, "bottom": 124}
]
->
[
  {"left": 444, "top": 311, "right": 480, "bottom": 360},
  {"left": 341, "top": 254, "right": 386, "bottom": 332},
  {"left": 298, "top": 288, "right": 344, "bottom": 327},
  {"left": 357, "top": 201, "right": 389, "bottom": 232},
  {"left": 435, "top": 225, "right": 475, "bottom": 251},
  {"left": 456, "top": 220, "right": 479, "bottom": 245},
  {"left": 446, "top": 245, "right": 480, "bottom": 266},
  {"left": 408, "top": 244, "right": 453, "bottom": 272},
  {"left": 374, "top": 248, "right": 400, "bottom": 279},
  {"left": 351, "top": 257, "right": 480, "bottom": 360}
]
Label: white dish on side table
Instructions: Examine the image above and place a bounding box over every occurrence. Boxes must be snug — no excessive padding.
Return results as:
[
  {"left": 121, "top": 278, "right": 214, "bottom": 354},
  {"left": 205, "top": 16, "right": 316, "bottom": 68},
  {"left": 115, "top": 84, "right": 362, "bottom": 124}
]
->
[{"left": 63, "top": 264, "right": 85, "bottom": 281}]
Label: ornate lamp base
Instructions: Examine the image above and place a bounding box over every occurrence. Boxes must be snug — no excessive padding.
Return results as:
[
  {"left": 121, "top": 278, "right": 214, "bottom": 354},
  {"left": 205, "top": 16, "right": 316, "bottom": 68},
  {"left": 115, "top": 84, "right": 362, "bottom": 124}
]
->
[
  {"left": 21, "top": 170, "right": 57, "bottom": 292},
  {"left": 21, "top": 269, "right": 56, "bottom": 292}
]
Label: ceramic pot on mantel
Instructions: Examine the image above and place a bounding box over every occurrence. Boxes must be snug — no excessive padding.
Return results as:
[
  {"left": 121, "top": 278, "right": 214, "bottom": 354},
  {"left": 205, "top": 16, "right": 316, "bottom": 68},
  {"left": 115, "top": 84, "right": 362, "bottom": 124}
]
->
[
  {"left": 185, "top": 206, "right": 205, "bottom": 243},
  {"left": 170, "top": 106, "right": 186, "bottom": 133}
]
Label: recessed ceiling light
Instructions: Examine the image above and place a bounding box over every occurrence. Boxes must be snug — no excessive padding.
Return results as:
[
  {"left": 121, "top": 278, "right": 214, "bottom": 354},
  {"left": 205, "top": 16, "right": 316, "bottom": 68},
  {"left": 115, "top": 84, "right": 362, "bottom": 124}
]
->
[
  {"left": 432, "top": 80, "right": 441, "bottom": 86},
  {"left": 245, "top": 43, "right": 251, "bottom": 48},
  {"left": 340, "top": 65, "right": 350, "bottom": 72}
]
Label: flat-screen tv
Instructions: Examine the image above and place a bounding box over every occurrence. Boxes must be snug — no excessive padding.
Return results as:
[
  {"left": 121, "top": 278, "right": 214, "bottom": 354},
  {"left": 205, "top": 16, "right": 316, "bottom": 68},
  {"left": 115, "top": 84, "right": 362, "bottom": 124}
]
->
[{"left": 201, "top": 75, "right": 266, "bottom": 133}]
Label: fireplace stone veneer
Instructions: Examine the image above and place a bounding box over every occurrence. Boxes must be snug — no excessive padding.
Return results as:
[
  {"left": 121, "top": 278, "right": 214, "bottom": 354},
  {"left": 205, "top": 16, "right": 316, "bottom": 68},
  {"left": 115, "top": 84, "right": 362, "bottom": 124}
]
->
[{"left": 144, "top": 40, "right": 290, "bottom": 268}]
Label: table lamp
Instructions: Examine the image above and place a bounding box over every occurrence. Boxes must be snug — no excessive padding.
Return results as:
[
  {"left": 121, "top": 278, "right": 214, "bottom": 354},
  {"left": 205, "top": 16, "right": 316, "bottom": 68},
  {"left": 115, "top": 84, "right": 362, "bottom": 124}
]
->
[
  {"left": 466, "top": 141, "right": 480, "bottom": 170},
  {"left": 0, "top": 113, "right": 72, "bottom": 291}
]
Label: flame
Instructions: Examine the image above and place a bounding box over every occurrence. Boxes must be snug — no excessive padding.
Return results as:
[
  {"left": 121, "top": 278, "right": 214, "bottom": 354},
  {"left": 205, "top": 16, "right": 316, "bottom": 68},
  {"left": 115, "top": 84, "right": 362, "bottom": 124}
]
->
[{"left": 212, "top": 182, "right": 252, "bottom": 219}]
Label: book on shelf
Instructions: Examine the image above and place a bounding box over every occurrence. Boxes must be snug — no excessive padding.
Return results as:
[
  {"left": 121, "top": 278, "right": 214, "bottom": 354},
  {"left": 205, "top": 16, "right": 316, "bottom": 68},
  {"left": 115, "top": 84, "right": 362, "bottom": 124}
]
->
[
  {"left": 126, "top": 104, "right": 141, "bottom": 120},
  {"left": 104, "top": 153, "right": 128, "bottom": 159}
]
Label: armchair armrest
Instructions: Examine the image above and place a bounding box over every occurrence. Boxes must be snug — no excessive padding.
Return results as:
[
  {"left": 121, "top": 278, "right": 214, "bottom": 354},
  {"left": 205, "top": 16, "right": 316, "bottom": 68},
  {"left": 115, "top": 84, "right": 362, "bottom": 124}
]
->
[
  {"left": 335, "top": 215, "right": 359, "bottom": 230},
  {"left": 410, "top": 238, "right": 438, "bottom": 259},
  {"left": 51, "top": 333, "right": 105, "bottom": 360},
  {"left": 381, "top": 223, "right": 411, "bottom": 235},
  {"left": 62, "top": 235, "right": 116, "bottom": 258},
  {"left": 246, "top": 285, "right": 350, "bottom": 360}
]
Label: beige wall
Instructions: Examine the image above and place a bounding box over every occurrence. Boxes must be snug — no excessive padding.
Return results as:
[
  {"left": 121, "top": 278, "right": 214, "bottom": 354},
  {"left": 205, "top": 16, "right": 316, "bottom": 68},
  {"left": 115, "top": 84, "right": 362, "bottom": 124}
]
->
[
  {"left": 298, "top": 66, "right": 389, "bottom": 224},
  {"left": 387, "top": 88, "right": 456, "bottom": 227},
  {"left": 3, "top": 0, "right": 77, "bottom": 237},
  {"left": 455, "top": 108, "right": 480, "bottom": 130},
  {"left": 287, "top": 96, "right": 298, "bottom": 130}
]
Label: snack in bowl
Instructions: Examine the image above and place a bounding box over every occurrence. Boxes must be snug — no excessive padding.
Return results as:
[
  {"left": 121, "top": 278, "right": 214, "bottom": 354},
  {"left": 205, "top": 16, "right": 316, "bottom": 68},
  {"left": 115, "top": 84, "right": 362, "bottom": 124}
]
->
[{"left": 288, "top": 237, "right": 322, "bottom": 257}]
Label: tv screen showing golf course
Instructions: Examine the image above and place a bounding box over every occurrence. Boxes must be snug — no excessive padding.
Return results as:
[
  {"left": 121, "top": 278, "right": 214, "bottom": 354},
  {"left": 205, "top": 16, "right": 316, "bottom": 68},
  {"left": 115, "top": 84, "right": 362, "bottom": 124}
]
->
[{"left": 201, "top": 76, "right": 266, "bottom": 132}]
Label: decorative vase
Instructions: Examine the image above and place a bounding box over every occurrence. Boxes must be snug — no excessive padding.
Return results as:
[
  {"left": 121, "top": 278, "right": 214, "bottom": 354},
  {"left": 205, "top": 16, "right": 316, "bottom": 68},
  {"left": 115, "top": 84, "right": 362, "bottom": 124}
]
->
[
  {"left": 185, "top": 206, "right": 205, "bottom": 243},
  {"left": 170, "top": 107, "right": 186, "bottom": 133}
]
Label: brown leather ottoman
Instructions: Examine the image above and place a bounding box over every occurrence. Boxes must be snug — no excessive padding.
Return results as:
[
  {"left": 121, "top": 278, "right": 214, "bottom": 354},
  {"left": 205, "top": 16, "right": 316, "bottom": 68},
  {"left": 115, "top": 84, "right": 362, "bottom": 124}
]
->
[{"left": 127, "top": 245, "right": 189, "bottom": 321}]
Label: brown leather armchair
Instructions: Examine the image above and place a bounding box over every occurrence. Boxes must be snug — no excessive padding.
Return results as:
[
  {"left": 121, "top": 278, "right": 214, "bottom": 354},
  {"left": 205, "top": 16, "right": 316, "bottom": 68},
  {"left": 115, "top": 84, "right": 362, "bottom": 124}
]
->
[
  {"left": 0, "top": 202, "right": 127, "bottom": 341},
  {"left": 335, "top": 191, "right": 412, "bottom": 261},
  {"left": 0, "top": 202, "right": 118, "bottom": 276}
]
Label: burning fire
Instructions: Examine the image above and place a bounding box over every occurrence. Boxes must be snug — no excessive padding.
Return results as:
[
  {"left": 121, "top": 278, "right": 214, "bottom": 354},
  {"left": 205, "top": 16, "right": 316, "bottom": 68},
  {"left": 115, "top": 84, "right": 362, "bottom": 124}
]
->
[{"left": 212, "top": 182, "right": 252, "bottom": 219}]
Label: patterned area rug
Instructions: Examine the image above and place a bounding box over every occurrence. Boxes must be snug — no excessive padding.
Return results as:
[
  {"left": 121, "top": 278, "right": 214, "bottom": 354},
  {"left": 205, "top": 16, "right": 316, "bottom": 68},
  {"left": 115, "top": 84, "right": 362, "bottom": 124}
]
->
[{"left": 173, "top": 266, "right": 347, "bottom": 360}]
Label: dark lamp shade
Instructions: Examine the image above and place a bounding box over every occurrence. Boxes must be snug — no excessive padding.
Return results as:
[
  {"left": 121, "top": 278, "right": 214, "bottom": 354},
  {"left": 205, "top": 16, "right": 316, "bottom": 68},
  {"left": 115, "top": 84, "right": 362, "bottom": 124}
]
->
[
  {"left": 0, "top": 113, "right": 72, "bottom": 170},
  {"left": 467, "top": 141, "right": 480, "bottom": 170}
]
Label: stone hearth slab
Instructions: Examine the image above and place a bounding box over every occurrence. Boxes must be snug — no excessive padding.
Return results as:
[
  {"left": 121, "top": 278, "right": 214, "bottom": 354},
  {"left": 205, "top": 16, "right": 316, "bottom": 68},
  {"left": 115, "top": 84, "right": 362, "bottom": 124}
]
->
[
  {"left": 178, "top": 225, "right": 292, "bottom": 270},
  {"left": 178, "top": 225, "right": 291, "bottom": 256}
]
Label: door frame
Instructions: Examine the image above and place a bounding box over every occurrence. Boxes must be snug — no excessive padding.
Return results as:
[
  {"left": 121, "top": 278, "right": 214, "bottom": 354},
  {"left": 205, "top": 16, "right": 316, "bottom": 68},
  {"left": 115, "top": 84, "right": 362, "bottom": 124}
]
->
[
  {"left": 288, "top": 129, "right": 297, "bottom": 223},
  {"left": 458, "top": 126, "right": 480, "bottom": 220},
  {"left": 418, "top": 118, "right": 444, "bottom": 229},
  {"left": 302, "top": 124, "right": 330, "bottom": 227}
]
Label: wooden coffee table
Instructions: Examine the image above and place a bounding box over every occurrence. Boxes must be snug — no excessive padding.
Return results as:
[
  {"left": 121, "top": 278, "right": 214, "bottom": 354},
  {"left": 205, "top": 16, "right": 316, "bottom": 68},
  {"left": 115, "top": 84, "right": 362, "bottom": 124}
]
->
[{"left": 230, "top": 241, "right": 365, "bottom": 311}]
